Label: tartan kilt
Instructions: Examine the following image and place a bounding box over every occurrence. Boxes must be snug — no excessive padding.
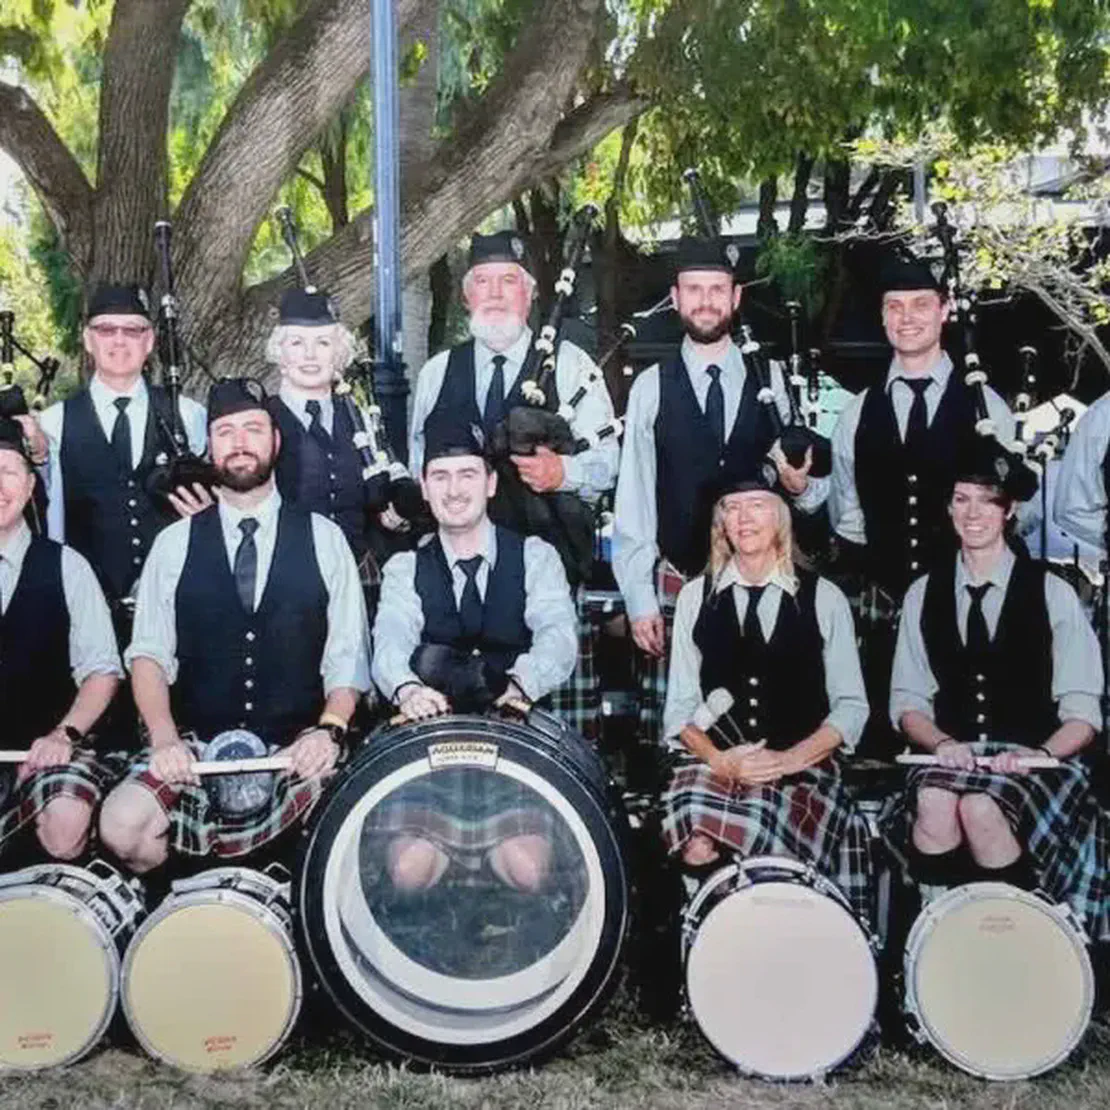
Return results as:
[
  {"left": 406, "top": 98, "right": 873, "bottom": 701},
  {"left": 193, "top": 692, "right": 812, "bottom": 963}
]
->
[
  {"left": 0, "top": 749, "right": 130, "bottom": 852},
  {"left": 878, "top": 742, "right": 1110, "bottom": 941},
  {"left": 121, "top": 733, "right": 326, "bottom": 859},
  {"left": 635, "top": 561, "right": 687, "bottom": 749},
  {"left": 545, "top": 589, "right": 599, "bottom": 742},
  {"left": 662, "top": 754, "right": 874, "bottom": 929}
]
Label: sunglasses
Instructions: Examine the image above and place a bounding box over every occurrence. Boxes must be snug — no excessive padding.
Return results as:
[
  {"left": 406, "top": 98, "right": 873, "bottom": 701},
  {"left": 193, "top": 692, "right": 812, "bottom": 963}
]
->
[{"left": 89, "top": 323, "right": 151, "bottom": 339}]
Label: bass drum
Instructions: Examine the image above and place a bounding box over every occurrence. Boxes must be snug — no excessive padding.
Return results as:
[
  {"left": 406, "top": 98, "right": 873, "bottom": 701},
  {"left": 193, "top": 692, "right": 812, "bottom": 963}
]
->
[{"left": 296, "top": 709, "right": 629, "bottom": 1071}]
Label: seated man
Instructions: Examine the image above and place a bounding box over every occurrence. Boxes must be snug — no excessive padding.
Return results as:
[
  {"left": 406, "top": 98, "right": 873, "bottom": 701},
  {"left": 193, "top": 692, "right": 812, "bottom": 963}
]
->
[
  {"left": 372, "top": 423, "right": 577, "bottom": 892},
  {"left": 881, "top": 437, "right": 1108, "bottom": 935},
  {"left": 0, "top": 417, "right": 124, "bottom": 860},
  {"left": 660, "top": 461, "right": 871, "bottom": 925},
  {"left": 98, "top": 379, "right": 371, "bottom": 872}
]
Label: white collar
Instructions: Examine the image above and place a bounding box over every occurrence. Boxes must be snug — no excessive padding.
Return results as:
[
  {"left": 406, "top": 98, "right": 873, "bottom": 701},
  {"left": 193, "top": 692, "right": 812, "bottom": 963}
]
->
[
  {"left": 475, "top": 327, "right": 532, "bottom": 368},
  {"left": 681, "top": 335, "right": 742, "bottom": 376},
  {"left": 89, "top": 373, "right": 147, "bottom": 408},
  {"left": 280, "top": 383, "right": 333, "bottom": 414},
  {"left": 885, "top": 350, "right": 953, "bottom": 392},
  {"left": 439, "top": 518, "right": 496, "bottom": 567},
  {"left": 713, "top": 559, "right": 797, "bottom": 597},
  {"left": 217, "top": 485, "right": 282, "bottom": 534},
  {"left": 0, "top": 520, "right": 32, "bottom": 568},
  {"left": 955, "top": 545, "right": 1015, "bottom": 592}
]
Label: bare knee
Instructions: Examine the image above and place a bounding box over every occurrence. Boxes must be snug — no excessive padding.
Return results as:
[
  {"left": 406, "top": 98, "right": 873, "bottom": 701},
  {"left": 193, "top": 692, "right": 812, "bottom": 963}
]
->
[
  {"left": 681, "top": 833, "right": 720, "bottom": 868},
  {"left": 957, "top": 793, "right": 1011, "bottom": 839},
  {"left": 36, "top": 798, "right": 93, "bottom": 861},
  {"left": 489, "top": 834, "right": 551, "bottom": 893},
  {"left": 98, "top": 785, "right": 168, "bottom": 873},
  {"left": 914, "top": 786, "right": 961, "bottom": 847},
  {"left": 387, "top": 836, "right": 448, "bottom": 892}
]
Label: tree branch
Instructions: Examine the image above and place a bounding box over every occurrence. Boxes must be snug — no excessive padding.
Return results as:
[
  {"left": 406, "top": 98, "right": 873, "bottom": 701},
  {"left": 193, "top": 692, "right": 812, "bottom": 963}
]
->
[
  {"left": 531, "top": 86, "right": 646, "bottom": 183},
  {"left": 296, "top": 166, "right": 327, "bottom": 191},
  {"left": 0, "top": 82, "right": 94, "bottom": 272}
]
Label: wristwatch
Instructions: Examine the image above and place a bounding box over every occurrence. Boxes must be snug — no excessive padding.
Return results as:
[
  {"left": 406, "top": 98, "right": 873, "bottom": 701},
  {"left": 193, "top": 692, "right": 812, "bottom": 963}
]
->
[{"left": 61, "top": 724, "right": 87, "bottom": 747}]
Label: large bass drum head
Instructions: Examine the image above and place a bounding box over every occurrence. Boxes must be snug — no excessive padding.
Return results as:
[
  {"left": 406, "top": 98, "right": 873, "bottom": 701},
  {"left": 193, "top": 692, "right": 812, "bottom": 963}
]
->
[{"left": 296, "top": 714, "right": 629, "bottom": 1071}]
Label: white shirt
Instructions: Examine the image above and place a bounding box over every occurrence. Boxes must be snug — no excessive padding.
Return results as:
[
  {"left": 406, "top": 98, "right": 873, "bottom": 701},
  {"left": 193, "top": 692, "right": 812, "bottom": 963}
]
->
[
  {"left": 1054, "top": 388, "right": 1110, "bottom": 553},
  {"left": 278, "top": 384, "right": 336, "bottom": 437},
  {"left": 0, "top": 521, "right": 123, "bottom": 686},
  {"left": 125, "top": 487, "right": 370, "bottom": 694}
]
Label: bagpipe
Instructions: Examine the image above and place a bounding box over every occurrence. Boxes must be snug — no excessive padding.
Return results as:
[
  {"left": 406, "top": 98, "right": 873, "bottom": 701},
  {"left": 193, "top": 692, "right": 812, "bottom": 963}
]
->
[
  {"left": 682, "top": 168, "right": 832, "bottom": 478},
  {"left": 273, "top": 207, "right": 427, "bottom": 525}
]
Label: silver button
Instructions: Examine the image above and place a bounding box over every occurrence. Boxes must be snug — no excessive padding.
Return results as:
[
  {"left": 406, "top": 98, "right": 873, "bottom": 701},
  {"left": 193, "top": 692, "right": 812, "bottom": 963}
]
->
[
  {"left": 748, "top": 676, "right": 759, "bottom": 687},
  {"left": 128, "top": 499, "right": 137, "bottom": 508},
  {"left": 246, "top": 631, "right": 255, "bottom": 642},
  {"left": 130, "top": 518, "right": 139, "bottom": 527},
  {"left": 909, "top": 538, "right": 919, "bottom": 548},
  {"left": 908, "top": 495, "right": 918, "bottom": 506},
  {"left": 975, "top": 673, "right": 985, "bottom": 682},
  {"left": 329, "top": 473, "right": 337, "bottom": 481},
  {"left": 244, "top": 702, "right": 253, "bottom": 711},
  {"left": 244, "top": 679, "right": 253, "bottom": 690},
  {"left": 907, "top": 473, "right": 918, "bottom": 484},
  {"left": 979, "top": 732, "right": 988, "bottom": 742},
  {"left": 245, "top": 657, "right": 253, "bottom": 667},
  {"left": 748, "top": 718, "right": 758, "bottom": 727},
  {"left": 749, "top": 698, "right": 758, "bottom": 707},
  {"left": 976, "top": 692, "right": 986, "bottom": 702},
  {"left": 908, "top": 517, "right": 918, "bottom": 527},
  {"left": 133, "top": 556, "right": 142, "bottom": 566},
  {"left": 976, "top": 713, "right": 985, "bottom": 723},
  {"left": 131, "top": 537, "right": 141, "bottom": 547},
  {"left": 910, "top": 561, "right": 921, "bottom": 571}
]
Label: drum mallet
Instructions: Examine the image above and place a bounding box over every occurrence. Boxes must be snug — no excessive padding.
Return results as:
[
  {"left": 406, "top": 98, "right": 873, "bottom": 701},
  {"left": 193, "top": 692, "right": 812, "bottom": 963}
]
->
[
  {"left": 0, "top": 752, "right": 293, "bottom": 775},
  {"left": 896, "top": 753, "right": 1060, "bottom": 771}
]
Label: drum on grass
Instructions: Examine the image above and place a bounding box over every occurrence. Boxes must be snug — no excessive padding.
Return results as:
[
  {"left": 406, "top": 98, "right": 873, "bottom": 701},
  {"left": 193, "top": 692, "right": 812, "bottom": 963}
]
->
[
  {"left": 122, "top": 866, "right": 301, "bottom": 1072},
  {"left": 904, "top": 881, "right": 1093, "bottom": 1079},
  {"left": 296, "top": 709, "right": 630, "bottom": 1071},
  {"left": 0, "top": 861, "right": 144, "bottom": 1069},
  {"left": 682, "top": 855, "right": 878, "bottom": 1080}
]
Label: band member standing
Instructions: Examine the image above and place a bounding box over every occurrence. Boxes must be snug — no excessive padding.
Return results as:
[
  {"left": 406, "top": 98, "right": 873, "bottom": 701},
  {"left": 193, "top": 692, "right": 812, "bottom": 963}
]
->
[
  {"left": 1053, "top": 387, "right": 1110, "bottom": 553},
  {"left": 0, "top": 417, "right": 125, "bottom": 860},
  {"left": 409, "top": 231, "right": 616, "bottom": 739},
  {"left": 881, "top": 437, "right": 1107, "bottom": 936},
  {"left": 23, "top": 284, "right": 206, "bottom": 625},
  {"left": 660, "top": 463, "right": 871, "bottom": 923},
  {"left": 97, "top": 380, "right": 370, "bottom": 872},
  {"left": 613, "top": 237, "right": 822, "bottom": 746}
]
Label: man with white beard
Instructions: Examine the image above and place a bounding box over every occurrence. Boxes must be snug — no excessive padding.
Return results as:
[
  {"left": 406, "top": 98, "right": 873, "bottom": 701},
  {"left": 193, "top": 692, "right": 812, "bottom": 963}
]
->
[{"left": 408, "top": 231, "right": 618, "bottom": 738}]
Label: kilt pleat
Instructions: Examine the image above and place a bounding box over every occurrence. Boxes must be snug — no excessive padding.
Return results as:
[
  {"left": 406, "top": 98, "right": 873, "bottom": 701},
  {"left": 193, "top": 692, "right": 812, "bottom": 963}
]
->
[
  {"left": 634, "top": 562, "right": 686, "bottom": 749},
  {"left": 546, "top": 592, "right": 600, "bottom": 741}
]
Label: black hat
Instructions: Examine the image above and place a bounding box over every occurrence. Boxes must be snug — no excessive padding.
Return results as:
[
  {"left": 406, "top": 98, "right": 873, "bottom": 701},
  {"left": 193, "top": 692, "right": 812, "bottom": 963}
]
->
[
  {"left": 951, "top": 435, "right": 1038, "bottom": 502},
  {"left": 207, "top": 377, "right": 269, "bottom": 425},
  {"left": 467, "top": 231, "right": 534, "bottom": 275},
  {"left": 711, "top": 455, "right": 782, "bottom": 503},
  {"left": 878, "top": 254, "right": 944, "bottom": 296},
  {"left": 278, "top": 288, "right": 339, "bottom": 327},
  {"left": 674, "top": 236, "right": 739, "bottom": 278},
  {"left": 0, "top": 416, "right": 31, "bottom": 465},
  {"left": 87, "top": 283, "right": 151, "bottom": 320},
  {"left": 423, "top": 421, "right": 488, "bottom": 467}
]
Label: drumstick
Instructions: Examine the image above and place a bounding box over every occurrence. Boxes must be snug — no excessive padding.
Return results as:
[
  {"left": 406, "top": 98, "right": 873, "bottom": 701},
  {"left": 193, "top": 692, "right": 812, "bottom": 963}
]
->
[
  {"left": 896, "top": 754, "right": 1060, "bottom": 770},
  {"left": 389, "top": 696, "right": 533, "bottom": 728},
  {"left": 0, "top": 751, "right": 292, "bottom": 775}
]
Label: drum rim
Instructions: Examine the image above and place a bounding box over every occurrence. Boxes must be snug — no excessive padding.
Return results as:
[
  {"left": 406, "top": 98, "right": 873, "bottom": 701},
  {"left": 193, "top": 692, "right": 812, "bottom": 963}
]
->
[
  {"left": 683, "top": 866, "right": 878, "bottom": 1079},
  {"left": 903, "top": 881, "right": 1094, "bottom": 1079},
  {"left": 296, "top": 717, "right": 629, "bottom": 1071},
  {"left": 0, "top": 868, "right": 131, "bottom": 1069},
  {"left": 122, "top": 882, "right": 302, "bottom": 1071}
]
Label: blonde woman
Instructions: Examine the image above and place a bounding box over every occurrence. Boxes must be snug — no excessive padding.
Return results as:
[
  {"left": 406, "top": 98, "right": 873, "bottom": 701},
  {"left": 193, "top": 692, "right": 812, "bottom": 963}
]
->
[{"left": 660, "top": 462, "right": 871, "bottom": 922}]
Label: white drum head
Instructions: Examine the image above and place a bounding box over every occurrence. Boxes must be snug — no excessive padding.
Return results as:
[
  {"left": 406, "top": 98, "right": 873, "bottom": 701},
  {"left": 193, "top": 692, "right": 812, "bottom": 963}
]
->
[
  {"left": 0, "top": 889, "right": 117, "bottom": 1068},
  {"left": 124, "top": 896, "right": 300, "bottom": 1071},
  {"left": 686, "top": 879, "right": 877, "bottom": 1079},
  {"left": 905, "top": 883, "right": 1093, "bottom": 1079}
]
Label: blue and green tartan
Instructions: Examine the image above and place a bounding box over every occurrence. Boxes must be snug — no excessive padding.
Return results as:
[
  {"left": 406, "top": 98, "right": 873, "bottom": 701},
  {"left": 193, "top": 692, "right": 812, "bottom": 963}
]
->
[{"left": 546, "top": 590, "right": 600, "bottom": 742}]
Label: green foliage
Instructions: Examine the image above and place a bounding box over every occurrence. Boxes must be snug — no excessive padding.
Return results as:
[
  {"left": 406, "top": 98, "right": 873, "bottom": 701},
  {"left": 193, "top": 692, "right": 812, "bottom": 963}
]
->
[{"left": 755, "top": 232, "right": 827, "bottom": 318}]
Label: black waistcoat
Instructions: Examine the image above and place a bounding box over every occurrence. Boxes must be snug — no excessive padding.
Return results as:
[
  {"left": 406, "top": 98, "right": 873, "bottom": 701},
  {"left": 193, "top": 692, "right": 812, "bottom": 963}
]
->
[
  {"left": 692, "top": 570, "right": 829, "bottom": 750},
  {"left": 920, "top": 556, "right": 1058, "bottom": 747},
  {"left": 0, "top": 538, "right": 75, "bottom": 747},
  {"left": 60, "top": 386, "right": 176, "bottom": 603},
  {"left": 655, "top": 355, "right": 777, "bottom": 577},
  {"left": 413, "top": 527, "right": 531, "bottom": 678},
  {"left": 854, "top": 375, "right": 978, "bottom": 595},
  {"left": 270, "top": 395, "right": 369, "bottom": 559},
  {"left": 173, "top": 504, "right": 328, "bottom": 746}
]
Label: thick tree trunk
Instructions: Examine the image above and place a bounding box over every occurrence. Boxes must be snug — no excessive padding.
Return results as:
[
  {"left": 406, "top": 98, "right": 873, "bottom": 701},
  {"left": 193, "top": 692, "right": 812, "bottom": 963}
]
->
[
  {"left": 427, "top": 253, "right": 452, "bottom": 354},
  {"left": 317, "top": 114, "right": 350, "bottom": 230},
  {"left": 788, "top": 152, "right": 814, "bottom": 235},
  {"left": 757, "top": 178, "right": 779, "bottom": 240}
]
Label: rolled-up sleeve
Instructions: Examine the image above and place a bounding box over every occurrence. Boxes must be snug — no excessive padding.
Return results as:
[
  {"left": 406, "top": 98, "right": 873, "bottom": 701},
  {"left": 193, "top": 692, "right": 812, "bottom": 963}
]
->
[
  {"left": 661, "top": 579, "right": 705, "bottom": 748},
  {"left": 559, "top": 342, "right": 619, "bottom": 499},
  {"left": 62, "top": 547, "right": 124, "bottom": 685},
  {"left": 511, "top": 537, "right": 578, "bottom": 701},
  {"left": 124, "top": 521, "right": 190, "bottom": 682},
  {"left": 1054, "top": 396, "right": 1110, "bottom": 553},
  {"left": 312, "top": 516, "right": 371, "bottom": 694},
  {"left": 408, "top": 351, "right": 449, "bottom": 478},
  {"left": 1045, "top": 572, "right": 1103, "bottom": 732},
  {"left": 815, "top": 578, "right": 868, "bottom": 751},
  {"left": 828, "top": 394, "right": 865, "bottom": 544},
  {"left": 371, "top": 551, "right": 424, "bottom": 701},
  {"left": 889, "top": 576, "right": 937, "bottom": 729}
]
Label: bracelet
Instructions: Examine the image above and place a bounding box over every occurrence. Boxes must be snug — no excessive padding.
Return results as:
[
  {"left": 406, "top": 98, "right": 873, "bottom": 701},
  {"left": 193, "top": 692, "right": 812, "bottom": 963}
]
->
[
  {"left": 318, "top": 712, "right": 348, "bottom": 732},
  {"left": 61, "top": 724, "right": 87, "bottom": 747}
]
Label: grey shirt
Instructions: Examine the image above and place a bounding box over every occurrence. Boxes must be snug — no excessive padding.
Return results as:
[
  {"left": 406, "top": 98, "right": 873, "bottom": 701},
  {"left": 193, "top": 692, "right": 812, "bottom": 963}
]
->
[
  {"left": 891, "top": 547, "right": 1102, "bottom": 733},
  {"left": 125, "top": 487, "right": 371, "bottom": 694},
  {"left": 662, "top": 561, "right": 868, "bottom": 751},
  {"left": 613, "top": 336, "right": 828, "bottom": 621},
  {"left": 1054, "top": 389, "right": 1110, "bottom": 553},
  {"left": 409, "top": 328, "right": 618, "bottom": 499},
  {"left": 0, "top": 521, "right": 123, "bottom": 686},
  {"left": 372, "top": 519, "right": 578, "bottom": 703}
]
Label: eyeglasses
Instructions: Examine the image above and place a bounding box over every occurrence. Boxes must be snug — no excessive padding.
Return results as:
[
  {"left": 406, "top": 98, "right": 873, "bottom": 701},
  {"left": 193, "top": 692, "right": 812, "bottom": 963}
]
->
[{"left": 88, "top": 323, "right": 151, "bottom": 339}]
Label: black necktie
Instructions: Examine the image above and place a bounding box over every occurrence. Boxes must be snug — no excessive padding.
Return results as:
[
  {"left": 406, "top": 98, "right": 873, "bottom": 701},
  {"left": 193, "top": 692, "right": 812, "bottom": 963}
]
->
[
  {"left": 899, "top": 377, "right": 931, "bottom": 454},
  {"left": 234, "top": 517, "right": 260, "bottom": 613},
  {"left": 965, "top": 582, "right": 992, "bottom": 658},
  {"left": 483, "top": 355, "right": 507, "bottom": 435},
  {"left": 305, "top": 399, "right": 332, "bottom": 450},
  {"left": 457, "top": 555, "right": 484, "bottom": 640},
  {"left": 742, "top": 584, "right": 766, "bottom": 647},
  {"left": 705, "top": 364, "right": 725, "bottom": 457},
  {"left": 111, "top": 396, "right": 132, "bottom": 473}
]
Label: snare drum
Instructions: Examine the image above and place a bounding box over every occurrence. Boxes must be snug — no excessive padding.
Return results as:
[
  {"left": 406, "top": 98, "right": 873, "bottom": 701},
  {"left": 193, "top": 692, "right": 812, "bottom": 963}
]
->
[
  {"left": 0, "top": 861, "right": 144, "bottom": 1069},
  {"left": 904, "top": 881, "right": 1093, "bottom": 1079},
  {"left": 682, "top": 855, "right": 878, "bottom": 1080},
  {"left": 297, "top": 709, "right": 630, "bottom": 1071},
  {"left": 122, "top": 866, "right": 301, "bottom": 1072}
]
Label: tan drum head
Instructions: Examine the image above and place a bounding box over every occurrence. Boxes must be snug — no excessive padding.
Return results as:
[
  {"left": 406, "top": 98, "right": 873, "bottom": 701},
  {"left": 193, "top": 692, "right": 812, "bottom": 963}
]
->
[
  {"left": 685, "top": 879, "right": 877, "bottom": 1079},
  {"left": 0, "top": 890, "right": 117, "bottom": 1069},
  {"left": 123, "top": 897, "right": 300, "bottom": 1071},
  {"left": 906, "top": 884, "right": 1093, "bottom": 1079}
]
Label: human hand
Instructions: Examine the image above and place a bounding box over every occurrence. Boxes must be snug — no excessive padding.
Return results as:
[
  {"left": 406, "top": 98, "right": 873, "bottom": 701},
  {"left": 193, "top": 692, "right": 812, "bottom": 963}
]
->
[
  {"left": 167, "top": 482, "right": 214, "bottom": 518},
  {"left": 631, "top": 614, "right": 665, "bottom": 658},
  {"left": 511, "top": 447, "right": 565, "bottom": 493}
]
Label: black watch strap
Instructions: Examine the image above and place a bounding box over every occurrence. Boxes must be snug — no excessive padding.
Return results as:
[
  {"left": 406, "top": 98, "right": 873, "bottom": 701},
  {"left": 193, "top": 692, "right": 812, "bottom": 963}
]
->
[{"left": 62, "top": 725, "right": 87, "bottom": 746}]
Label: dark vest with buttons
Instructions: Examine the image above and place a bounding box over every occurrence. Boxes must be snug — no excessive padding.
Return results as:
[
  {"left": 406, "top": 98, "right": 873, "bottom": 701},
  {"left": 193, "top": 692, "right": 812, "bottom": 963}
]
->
[
  {"left": 173, "top": 504, "right": 328, "bottom": 746},
  {"left": 854, "top": 373, "right": 979, "bottom": 595},
  {"left": 60, "top": 386, "right": 177, "bottom": 604},
  {"left": 693, "top": 570, "right": 829, "bottom": 751},
  {"left": 655, "top": 355, "right": 777, "bottom": 577},
  {"left": 413, "top": 527, "right": 531, "bottom": 681},
  {"left": 920, "top": 556, "right": 1058, "bottom": 747},
  {"left": 270, "top": 395, "right": 369, "bottom": 560},
  {"left": 0, "top": 538, "right": 75, "bottom": 747}
]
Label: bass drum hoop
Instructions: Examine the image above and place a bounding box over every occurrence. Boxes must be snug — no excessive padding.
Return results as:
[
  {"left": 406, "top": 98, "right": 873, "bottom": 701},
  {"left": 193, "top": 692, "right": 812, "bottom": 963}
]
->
[
  {"left": 122, "top": 867, "right": 302, "bottom": 1071},
  {"left": 903, "top": 881, "right": 1094, "bottom": 1080},
  {"left": 296, "top": 713, "right": 629, "bottom": 1072}
]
